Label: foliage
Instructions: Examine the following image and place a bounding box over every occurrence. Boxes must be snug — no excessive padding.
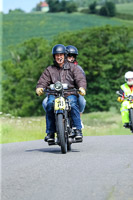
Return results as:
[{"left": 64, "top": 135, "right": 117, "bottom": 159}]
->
[
  {"left": 73, "top": 0, "right": 133, "bottom": 7},
  {"left": 1, "top": 25, "right": 133, "bottom": 116},
  {"left": 46, "top": 0, "right": 60, "bottom": 12},
  {"left": 2, "top": 38, "right": 52, "bottom": 116},
  {"left": 65, "top": 1, "right": 78, "bottom": 13},
  {"left": 89, "top": 1, "right": 97, "bottom": 14},
  {"left": 8, "top": 9, "right": 25, "bottom": 14},
  {"left": 35, "top": 2, "right": 42, "bottom": 11},
  {"left": 46, "top": 0, "right": 77, "bottom": 13},
  {"left": 99, "top": 1, "right": 116, "bottom": 17},
  {"left": 3, "top": 12, "right": 124, "bottom": 61},
  {"left": 51, "top": 25, "right": 133, "bottom": 112}
]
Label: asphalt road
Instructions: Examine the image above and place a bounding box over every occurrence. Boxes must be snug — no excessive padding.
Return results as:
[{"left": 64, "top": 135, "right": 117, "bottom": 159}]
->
[{"left": 1, "top": 135, "right": 133, "bottom": 200}]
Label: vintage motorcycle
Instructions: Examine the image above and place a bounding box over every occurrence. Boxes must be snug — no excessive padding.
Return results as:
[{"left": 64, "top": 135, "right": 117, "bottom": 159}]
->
[
  {"left": 116, "top": 91, "right": 133, "bottom": 133},
  {"left": 44, "top": 81, "right": 83, "bottom": 154}
]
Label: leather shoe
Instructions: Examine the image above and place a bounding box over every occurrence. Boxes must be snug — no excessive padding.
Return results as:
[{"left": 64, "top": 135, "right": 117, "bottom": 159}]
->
[
  {"left": 75, "top": 129, "right": 83, "bottom": 139},
  {"left": 44, "top": 133, "right": 54, "bottom": 142}
]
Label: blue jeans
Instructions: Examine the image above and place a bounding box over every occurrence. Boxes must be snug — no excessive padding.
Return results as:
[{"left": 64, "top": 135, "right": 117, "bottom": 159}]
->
[
  {"left": 78, "top": 94, "right": 86, "bottom": 113},
  {"left": 42, "top": 96, "right": 48, "bottom": 112},
  {"left": 42, "top": 95, "right": 86, "bottom": 113},
  {"left": 44, "top": 95, "right": 82, "bottom": 134}
]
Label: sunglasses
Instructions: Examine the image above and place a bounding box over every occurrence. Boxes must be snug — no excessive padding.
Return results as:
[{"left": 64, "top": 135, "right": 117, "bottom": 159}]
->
[{"left": 67, "top": 54, "right": 76, "bottom": 57}]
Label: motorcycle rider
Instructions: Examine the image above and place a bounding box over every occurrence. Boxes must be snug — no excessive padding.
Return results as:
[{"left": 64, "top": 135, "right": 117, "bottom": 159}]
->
[
  {"left": 36, "top": 44, "right": 87, "bottom": 142},
  {"left": 117, "top": 71, "right": 133, "bottom": 128},
  {"left": 42, "top": 45, "right": 86, "bottom": 115}
]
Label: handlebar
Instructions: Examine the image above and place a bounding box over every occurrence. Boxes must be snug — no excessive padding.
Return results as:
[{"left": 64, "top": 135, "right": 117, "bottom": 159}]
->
[
  {"left": 43, "top": 88, "right": 79, "bottom": 95},
  {"left": 36, "top": 88, "right": 79, "bottom": 97},
  {"left": 116, "top": 91, "right": 133, "bottom": 101}
]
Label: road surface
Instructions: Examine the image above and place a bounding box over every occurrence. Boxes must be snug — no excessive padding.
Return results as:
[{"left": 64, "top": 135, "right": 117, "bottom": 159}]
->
[{"left": 1, "top": 135, "right": 133, "bottom": 200}]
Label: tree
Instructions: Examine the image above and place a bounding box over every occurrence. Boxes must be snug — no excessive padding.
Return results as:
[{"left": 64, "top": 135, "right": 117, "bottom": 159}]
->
[
  {"left": 52, "top": 25, "right": 133, "bottom": 112},
  {"left": 65, "top": 1, "right": 78, "bottom": 13},
  {"left": 99, "top": 1, "right": 116, "bottom": 17},
  {"left": 2, "top": 26, "right": 133, "bottom": 116},
  {"left": 89, "top": 1, "right": 97, "bottom": 14},
  {"left": 46, "top": 0, "right": 61, "bottom": 12},
  {"left": 9, "top": 9, "right": 25, "bottom": 14},
  {"left": 46, "top": 0, "right": 77, "bottom": 13},
  {"left": 60, "top": 0, "right": 67, "bottom": 12},
  {"left": 35, "top": 2, "right": 42, "bottom": 11},
  {"left": 2, "top": 38, "right": 51, "bottom": 116}
]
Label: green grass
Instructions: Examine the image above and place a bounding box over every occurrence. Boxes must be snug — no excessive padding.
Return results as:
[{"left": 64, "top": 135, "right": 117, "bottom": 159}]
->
[
  {"left": 116, "top": 2, "right": 133, "bottom": 15},
  {"left": 0, "top": 115, "right": 46, "bottom": 143},
  {"left": 82, "top": 112, "right": 130, "bottom": 136},
  {"left": 0, "top": 111, "right": 131, "bottom": 144},
  {"left": 3, "top": 12, "right": 125, "bottom": 60}
]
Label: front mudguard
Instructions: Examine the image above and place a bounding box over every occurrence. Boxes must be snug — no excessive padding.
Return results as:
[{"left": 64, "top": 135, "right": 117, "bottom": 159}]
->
[{"left": 55, "top": 110, "right": 64, "bottom": 114}]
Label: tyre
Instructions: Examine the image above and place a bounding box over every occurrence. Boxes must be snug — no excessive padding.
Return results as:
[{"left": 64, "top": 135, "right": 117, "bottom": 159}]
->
[
  {"left": 129, "top": 109, "right": 133, "bottom": 133},
  {"left": 57, "top": 114, "right": 67, "bottom": 154}
]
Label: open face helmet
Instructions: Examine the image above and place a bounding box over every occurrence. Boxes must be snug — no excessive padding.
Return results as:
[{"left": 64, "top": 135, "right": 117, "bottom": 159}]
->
[
  {"left": 66, "top": 45, "right": 78, "bottom": 56},
  {"left": 125, "top": 71, "right": 133, "bottom": 85},
  {"left": 52, "top": 44, "right": 66, "bottom": 57},
  {"left": 66, "top": 45, "right": 78, "bottom": 62}
]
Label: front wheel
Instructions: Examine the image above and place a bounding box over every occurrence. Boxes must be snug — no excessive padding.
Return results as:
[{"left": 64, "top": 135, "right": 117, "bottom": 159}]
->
[
  {"left": 57, "top": 114, "right": 67, "bottom": 154},
  {"left": 129, "top": 109, "right": 133, "bottom": 133}
]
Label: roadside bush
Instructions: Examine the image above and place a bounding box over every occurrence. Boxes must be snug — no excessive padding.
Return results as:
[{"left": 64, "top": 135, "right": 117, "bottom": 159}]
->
[
  {"left": 1, "top": 26, "right": 133, "bottom": 116},
  {"left": 1, "top": 38, "right": 51, "bottom": 116},
  {"left": 65, "top": 2, "right": 78, "bottom": 13},
  {"left": 89, "top": 1, "right": 97, "bottom": 14},
  {"left": 99, "top": 2, "right": 116, "bottom": 17},
  {"left": 52, "top": 25, "right": 133, "bottom": 112}
]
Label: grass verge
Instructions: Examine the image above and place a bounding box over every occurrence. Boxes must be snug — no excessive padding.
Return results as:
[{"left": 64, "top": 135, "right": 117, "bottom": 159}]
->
[{"left": 0, "top": 111, "right": 131, "bottom": 144}]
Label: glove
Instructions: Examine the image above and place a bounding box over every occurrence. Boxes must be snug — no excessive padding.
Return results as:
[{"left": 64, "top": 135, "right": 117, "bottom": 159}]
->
[
  {"left": 36, "top": 88, "right": 44, "bottom": 96},
  {"left": 117, "top": 96, "right": 124, "bottom": 103},
  {"left": 79, "top": 87, "right": 86, "bottom": 96}
]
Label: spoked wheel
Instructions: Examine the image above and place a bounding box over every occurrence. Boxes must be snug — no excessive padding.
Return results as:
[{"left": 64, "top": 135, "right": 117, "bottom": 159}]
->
[
  {"left": 129, "top": 109, "right": 133, "bottom": 133},
  {"left": 57, "top": 114, "right": 67, "bottom": 154}
]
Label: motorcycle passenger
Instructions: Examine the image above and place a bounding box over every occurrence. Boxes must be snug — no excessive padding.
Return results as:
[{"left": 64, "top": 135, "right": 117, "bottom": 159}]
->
[
  {"left": 36, "top": 44, "right": 87, "bottom": 142},
  {"left": 66, "top": 45, "right": 86, "bottom": 116},
  {"left": 117, "top": 71, "right": 133, "bottom": 128}
]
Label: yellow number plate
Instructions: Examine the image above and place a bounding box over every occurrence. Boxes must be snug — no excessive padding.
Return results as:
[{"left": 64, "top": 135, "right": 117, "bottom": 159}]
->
[{"left": 54, "top": 97, "right": 66, "bottom": 110}]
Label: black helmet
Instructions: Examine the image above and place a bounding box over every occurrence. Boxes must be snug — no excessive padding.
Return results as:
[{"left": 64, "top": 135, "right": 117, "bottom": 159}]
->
[
  {"left": 66, "top": 45, "right": 78, "bottom": 55},
  {"left": 52, "top": 44, "right": 66, "bottom": 55}
]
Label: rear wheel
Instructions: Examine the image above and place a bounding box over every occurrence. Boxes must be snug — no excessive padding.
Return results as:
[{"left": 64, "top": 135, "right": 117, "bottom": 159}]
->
[
  {"left": 129, "top": 109, "right": 133, "bottom": 133},
  {"left": 57, "top": 114, "right": 67, "bottom": 154}
]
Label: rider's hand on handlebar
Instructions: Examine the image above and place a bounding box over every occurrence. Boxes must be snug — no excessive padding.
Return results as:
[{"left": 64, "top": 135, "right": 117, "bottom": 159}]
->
[
  {"left": 79, "top": 87, "right": 86, "bottom": 96},
  {"left": 36, "top": 88, "right": 44, "bottom": 96},
  {"left": 117, "top": 96, "right": 124, "bottom": 103}
]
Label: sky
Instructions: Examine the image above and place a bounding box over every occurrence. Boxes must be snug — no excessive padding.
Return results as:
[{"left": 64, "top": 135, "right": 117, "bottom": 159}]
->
[{"left": 1, "top": 0, "right": 42, "bottom": 13}]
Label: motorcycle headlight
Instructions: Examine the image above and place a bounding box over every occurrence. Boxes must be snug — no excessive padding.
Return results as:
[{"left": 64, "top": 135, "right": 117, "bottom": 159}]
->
[{"left": 54, "top": 82, "right": 63, "bottom": 92}]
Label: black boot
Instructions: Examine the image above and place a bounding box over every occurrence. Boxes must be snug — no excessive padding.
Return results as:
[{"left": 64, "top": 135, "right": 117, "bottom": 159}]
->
[
  {"left": 123, "top": 123, "right": 129, "bottom": 128},
  {"left": 44, "top": 133, "right": 55, "bottom": 142},
  {"left": 75, "top": 129, "right": 83, "bottom": 139}
]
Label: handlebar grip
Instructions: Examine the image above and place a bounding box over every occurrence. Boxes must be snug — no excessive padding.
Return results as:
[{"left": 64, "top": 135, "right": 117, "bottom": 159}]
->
[{"left": 116, "top": 91, "right": 123, "bottom": 97}]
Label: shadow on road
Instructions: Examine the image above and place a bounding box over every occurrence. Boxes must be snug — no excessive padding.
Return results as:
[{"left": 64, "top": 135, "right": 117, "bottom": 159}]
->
[{"left": 25, "top": 148, "right": 80, "bottom": 154}]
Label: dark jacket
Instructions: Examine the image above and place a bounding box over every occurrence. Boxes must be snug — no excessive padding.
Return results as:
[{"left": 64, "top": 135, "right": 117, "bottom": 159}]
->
[{"left": 36, "top": 61, "right": 87, "bottom": 96}]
